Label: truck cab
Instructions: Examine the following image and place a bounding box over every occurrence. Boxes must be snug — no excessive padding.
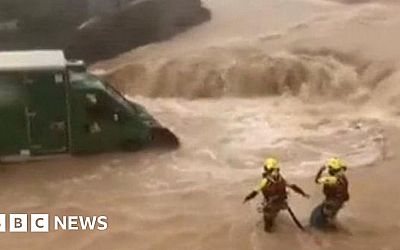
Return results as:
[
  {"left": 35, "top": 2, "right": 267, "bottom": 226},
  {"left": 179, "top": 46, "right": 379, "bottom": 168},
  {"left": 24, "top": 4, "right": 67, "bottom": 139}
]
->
[{"left": 0, "top": 50, "right": 178, "bottom": 158}]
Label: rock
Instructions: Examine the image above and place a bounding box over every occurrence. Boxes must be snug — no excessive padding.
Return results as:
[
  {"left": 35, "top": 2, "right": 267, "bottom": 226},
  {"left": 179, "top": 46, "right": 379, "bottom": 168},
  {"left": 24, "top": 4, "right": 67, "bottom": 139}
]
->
[{"left": 0, "top": 0, "right": 211, "bottom": 63}]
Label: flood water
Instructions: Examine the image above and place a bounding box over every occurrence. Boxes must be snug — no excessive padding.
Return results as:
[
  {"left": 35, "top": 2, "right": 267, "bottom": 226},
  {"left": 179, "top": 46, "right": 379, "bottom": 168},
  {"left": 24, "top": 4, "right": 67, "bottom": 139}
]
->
[{"left": 2, "top": 0, "right": 400, "bottom": 249}]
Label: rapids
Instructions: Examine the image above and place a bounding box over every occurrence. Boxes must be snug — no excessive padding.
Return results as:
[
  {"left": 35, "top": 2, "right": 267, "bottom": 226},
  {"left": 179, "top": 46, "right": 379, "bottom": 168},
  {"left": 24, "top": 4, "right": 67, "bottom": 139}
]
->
[{"left": 2, "top": 0, "right": 400, "bottom": 249}]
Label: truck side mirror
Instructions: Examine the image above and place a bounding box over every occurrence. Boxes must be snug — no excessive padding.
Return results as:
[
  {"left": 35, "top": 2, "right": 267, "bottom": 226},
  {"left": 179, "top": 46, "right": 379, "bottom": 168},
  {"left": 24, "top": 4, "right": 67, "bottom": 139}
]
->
[
  {"left": 113, "top": 113, "right": 120, "bottom": 122},
  {"left": 113, "top": 109, "right": 129, "bottom": 123},
  {"left": 85, "top": 93, "right": 98, "bottom": 106},
  {"left": 85, "top": 93, "right": 107, "bottom": 119}
]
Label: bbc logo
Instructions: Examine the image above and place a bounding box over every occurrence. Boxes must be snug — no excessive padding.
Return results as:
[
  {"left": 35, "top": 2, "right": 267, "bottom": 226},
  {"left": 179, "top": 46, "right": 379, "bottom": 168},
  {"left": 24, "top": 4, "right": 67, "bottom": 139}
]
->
[
  {"left": 0, "top": 214, "right": 108, "bottom": 232},
  {"left": 0, "top": 214, "right": 49, "bottom": 233}
]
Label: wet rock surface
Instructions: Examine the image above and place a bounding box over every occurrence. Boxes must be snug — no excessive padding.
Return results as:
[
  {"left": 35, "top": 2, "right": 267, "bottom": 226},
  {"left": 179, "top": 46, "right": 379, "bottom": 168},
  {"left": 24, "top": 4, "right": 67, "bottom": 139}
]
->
[{"left": 0, "top": 0, "right": 210, "bottom": 62}]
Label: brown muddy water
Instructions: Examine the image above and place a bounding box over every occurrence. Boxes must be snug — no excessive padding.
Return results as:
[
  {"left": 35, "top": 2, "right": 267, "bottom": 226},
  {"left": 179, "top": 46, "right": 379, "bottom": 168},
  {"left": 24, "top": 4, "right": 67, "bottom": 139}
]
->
[{"left": 2, "top": 0, "right": 400, "bottom": 249}]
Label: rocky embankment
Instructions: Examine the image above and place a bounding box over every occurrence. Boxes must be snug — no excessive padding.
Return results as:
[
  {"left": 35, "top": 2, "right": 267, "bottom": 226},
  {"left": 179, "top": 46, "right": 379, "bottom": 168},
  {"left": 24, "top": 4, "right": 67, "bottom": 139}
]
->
[{"left": 0, "top": 0, "right": 210, "bottom": 62}]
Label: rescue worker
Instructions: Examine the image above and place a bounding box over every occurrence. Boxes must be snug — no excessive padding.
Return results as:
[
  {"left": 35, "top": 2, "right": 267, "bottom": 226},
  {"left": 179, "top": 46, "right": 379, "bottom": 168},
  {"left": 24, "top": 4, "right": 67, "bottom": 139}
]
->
[
  {"left": 314, "top": 157, "right": 349, "bottom": 222},
  {"left": 243, "top": 158, "right": 310, "bottom": 232}
]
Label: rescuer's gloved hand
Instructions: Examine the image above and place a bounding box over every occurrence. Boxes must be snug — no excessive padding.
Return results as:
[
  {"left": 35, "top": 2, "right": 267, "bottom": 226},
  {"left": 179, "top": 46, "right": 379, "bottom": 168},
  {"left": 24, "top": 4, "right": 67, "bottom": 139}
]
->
[
  {"left": 288, "top": 184, "right": 310, "bottom": 199},
  {"left": 243, "top": 191, "right": 258, "bottom": 203}
]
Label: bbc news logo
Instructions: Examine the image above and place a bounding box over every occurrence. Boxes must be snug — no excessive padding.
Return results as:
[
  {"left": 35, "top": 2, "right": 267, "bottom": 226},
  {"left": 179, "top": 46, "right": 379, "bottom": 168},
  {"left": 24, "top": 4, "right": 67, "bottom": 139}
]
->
[{"left": 0, "top": 214, "right": 108, "bottom": 233}]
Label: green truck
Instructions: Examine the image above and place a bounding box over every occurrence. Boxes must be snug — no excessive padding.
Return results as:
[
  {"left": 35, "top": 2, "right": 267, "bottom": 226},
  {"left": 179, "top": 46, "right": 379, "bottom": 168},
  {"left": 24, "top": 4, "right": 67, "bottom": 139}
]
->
[{"left": 0, "top": 50, "right": 179, "bottom": 160}]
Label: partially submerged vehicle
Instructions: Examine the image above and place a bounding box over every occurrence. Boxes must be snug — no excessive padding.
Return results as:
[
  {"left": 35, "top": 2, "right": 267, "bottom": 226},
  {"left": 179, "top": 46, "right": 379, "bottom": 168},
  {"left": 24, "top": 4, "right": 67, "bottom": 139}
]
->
[{"left": 0, "top": 50, "right": 179, "bottom": 160}]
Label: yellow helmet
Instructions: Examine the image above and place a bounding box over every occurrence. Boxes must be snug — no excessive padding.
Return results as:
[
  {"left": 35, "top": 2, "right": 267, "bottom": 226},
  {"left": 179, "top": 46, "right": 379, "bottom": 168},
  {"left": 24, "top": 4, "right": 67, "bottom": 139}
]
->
[
  {"left": 264, "top": 158, "right": 279, "bottom": 171},
  {"left": 326, "top": 157, "right": 346, "bottom": 171}
]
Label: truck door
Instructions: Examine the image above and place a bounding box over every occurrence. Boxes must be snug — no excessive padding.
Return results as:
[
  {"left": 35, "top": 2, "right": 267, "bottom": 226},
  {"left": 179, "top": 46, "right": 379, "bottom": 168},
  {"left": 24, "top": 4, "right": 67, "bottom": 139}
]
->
[{"left": 26, "top": 72, "right": 68, "bottom": 154}]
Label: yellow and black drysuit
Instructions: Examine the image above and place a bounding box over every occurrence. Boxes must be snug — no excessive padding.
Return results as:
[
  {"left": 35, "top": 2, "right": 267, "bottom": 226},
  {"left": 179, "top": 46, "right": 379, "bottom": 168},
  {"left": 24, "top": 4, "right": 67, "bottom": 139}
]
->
[
  {"left": 315, "top": 158, "right": 349, "bottom": 220},
  {"left": 244, "top": 164, "right": 309, "bottom": 231}
]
